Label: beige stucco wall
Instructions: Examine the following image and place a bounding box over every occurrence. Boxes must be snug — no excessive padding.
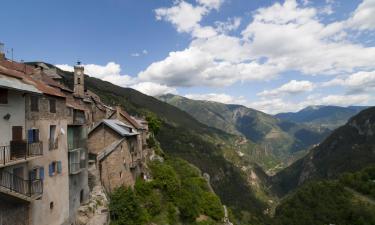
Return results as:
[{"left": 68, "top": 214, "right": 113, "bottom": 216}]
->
[
  {"left": 0, "top": 89, "right": 26, "bottom": 146},
  {"left": 25, "top": 95, "right": 70, "bottom": 225}
]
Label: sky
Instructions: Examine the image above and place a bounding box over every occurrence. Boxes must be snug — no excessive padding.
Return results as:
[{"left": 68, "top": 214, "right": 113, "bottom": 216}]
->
[{"left": 1, "top": 0, "right": 375, "bottom": 114}]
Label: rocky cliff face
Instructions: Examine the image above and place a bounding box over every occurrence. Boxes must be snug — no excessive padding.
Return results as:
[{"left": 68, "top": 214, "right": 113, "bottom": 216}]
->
[{"left": 273, "top": 107, "right": 375, "bottom": 196}]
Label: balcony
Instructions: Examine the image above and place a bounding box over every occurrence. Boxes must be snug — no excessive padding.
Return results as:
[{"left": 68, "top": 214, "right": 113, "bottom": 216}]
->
[
  {"left": 0, "top": 170, "right": 43, "bottom": 201},
  {"left": 0, "top": 142, "right": 43, "bottom": 168}
]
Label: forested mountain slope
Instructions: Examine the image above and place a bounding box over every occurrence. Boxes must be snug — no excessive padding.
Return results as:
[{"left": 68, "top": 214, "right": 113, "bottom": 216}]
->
[{"left": 273, "top": 107, "right": 375, "bottom": 195}]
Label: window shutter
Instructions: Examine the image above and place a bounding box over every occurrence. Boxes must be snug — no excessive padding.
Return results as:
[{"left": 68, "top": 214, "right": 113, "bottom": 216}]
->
[
  {"left": 57, "top": 161, "right": 62, "bottom": 174},
  {"left": 39, "top": 167, "right": 45, "bottom": 180},
  {"left": 35, "top": 129, "right": 39, "bottom": 142},
  {"left": 28, "top": 130, "right": 33, "bottom": 143},
  {"left": 49, "top": 163, "right": 53, "bottom": 177}
]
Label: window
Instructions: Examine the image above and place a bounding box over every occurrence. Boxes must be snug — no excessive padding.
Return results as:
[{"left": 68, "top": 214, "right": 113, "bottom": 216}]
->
[
  {"left": 49, "top": 161, "right": 62, "bottom": 176},
  {"left": 80, "top": 190, "right": 84, "bottom": 203},
  {"left": 49, "top": 125, "right": 57, "bottom": 150},
  {"left": 50, "top": 202, "right": 54, "bottom": 210},
  {"left": 30, "top": 96, "right": 39, "bottom": 112},
  {"left": 0, "top": 88, "right": 8, "bottom": 104},
  {"left": 69, "top": 151, "right": 81, "bottom": 174},
  {"left": 29, "top": 166, "right": 44, "bottom": 180},
  {"left": 77, "top": 78, "right": 81, "bottom": 85},
  {"left": 49, "top": 99, "right": 56, "bottom": 113},
  {"left": 28, "top": 129, "right": 39, "bottom": 143}
]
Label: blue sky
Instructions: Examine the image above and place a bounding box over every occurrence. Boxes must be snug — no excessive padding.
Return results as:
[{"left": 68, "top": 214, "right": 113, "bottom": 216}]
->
[{"left": 1, "top": 0, "right": 375, "bottom": 113}]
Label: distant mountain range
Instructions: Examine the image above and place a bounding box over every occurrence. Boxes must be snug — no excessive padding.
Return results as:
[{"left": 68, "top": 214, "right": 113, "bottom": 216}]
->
[
  {"left": 273, "top": 106, "right": 375, "bottom": 195},
  {"left": 275, "top": 105, "right": 369, "bottom": 129},
  {"left": 158, "top": 94, "right": 330, "bottom": 170}
]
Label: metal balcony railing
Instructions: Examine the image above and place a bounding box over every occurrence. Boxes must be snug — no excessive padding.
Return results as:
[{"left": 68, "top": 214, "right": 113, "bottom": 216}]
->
[
  {"left": 0, "top": 142, "right": 43, "bottom": 166},
  {"left": 0, "top": 170, "right": 43, "bottom": 198}
]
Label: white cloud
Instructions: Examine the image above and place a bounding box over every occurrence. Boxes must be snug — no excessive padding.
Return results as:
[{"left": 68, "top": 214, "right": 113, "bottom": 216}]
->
[
  {"left": 322, "top": 70, "right": 375, "bottom": 93},
  {"left": 138, "top": 47, "right": 280, "bottom": 87},
  {"left": 249, "top": 93, "right": 371, "bottom": 114},
  {"left": 185, "top": 93, "right": 247, "bottom": 105},
  {"left": 148, "top": 0, "right": 375, "bottom": 90},
  {"left": 347, "top": 0, "right": 375, "bottom": 30},
  {"left": 56, "top": 62, "right": 136, "bottom": 87},
  {"left": 155, "top": 1, "right": 208, "bottom": 34},
  {"left": 131, "top": 49, "right": 148, "bottom": 57},
  {"left": 258, "top": 80, "right": 315, "bottom": 97},
  {"left": 242, "top": 0, "right": 375, "bottom": 75},
  {"left": 196, "top": 0, "right": 224, "bottom": 10},
  {"left": 309, "top": 94, "right": 371, "bottom": 106},
  {"left": 130, "top": 82, "right": 177, "bottom": 96},
  {"left": 56, "top": 64, "right": 74, "bottom": 72},
  {"left": 215, "top": 17, "right": 241, "bottom": 33}
]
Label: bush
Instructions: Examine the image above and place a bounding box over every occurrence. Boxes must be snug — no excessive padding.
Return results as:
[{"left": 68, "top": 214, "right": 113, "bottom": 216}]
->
[
  {"left": 146, "top": 113, "right": 162, "bottom": 134},
  {"left": 109, "top": 187, "right": 148, "bottom": 225}
]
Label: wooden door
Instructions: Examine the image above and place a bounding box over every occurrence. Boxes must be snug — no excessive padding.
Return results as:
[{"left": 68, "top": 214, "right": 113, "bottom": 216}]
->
[{"left": 12, "top": 126, "right": 23, "bottom": 141}]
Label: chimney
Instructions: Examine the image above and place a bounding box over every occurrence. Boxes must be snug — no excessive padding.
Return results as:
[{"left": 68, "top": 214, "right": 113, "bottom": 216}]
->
[
  {"left": 116, "top": 105, "right": 122, "bottom": 118},
  {"left": 0, "top": 42, "right": 5, "bottom": 61},
  {"left": 31, "top": 65, "right": 43, "bottom": 80}
]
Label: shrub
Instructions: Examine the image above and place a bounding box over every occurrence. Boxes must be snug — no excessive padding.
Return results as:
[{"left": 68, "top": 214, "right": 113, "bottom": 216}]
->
[{"left": 109, "top": 187, "right": 148, "bottom": 225}]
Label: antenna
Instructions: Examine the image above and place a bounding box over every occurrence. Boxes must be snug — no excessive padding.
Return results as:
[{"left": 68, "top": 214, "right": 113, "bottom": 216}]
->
[{"left": 0, "top": 42, "right": 4, "bottom": 54}]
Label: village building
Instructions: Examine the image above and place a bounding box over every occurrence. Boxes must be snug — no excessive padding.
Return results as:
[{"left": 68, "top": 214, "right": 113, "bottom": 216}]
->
[{"left": 87, "top": 119, "right": 144, "bottom": 192}]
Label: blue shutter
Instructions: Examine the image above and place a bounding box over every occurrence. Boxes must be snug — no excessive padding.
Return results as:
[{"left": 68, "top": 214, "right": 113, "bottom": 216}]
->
[
  {"left": 39, "top": 167, "right": 45, "bottom": 180},
  {"left": 49, "top": 163, "right": 53, "bottom": 177},
  {"left": 28, "top": 129, "right": 33, "bottom": 143},
  {"left": 57, "top": 161, "right": 62, "bottom": 174}
]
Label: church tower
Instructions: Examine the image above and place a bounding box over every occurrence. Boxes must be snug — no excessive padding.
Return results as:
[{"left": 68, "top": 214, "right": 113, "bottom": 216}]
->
[{"left": 74, "top": 61, "right": 85, "bottom": 97}]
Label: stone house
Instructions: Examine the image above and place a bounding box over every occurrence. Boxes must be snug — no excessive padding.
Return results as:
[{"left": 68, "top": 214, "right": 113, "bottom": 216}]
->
[{"left": 87, "top": 119, "right": 143, "bottom": 192}]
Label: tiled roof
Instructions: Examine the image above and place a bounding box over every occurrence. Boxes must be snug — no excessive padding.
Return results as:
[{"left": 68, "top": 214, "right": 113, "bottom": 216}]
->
[
  {"left": 0, "top": 73, "right": 41, "bottom": 94},
  {"left": 119, "top": 110, "right": 142, "bottom": 129},
  {"left": 0, "top": 60, "right": 66, "bottom": 98}
]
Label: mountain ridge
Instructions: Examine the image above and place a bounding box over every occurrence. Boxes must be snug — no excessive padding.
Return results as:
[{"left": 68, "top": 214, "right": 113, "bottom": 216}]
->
[{"left": 158, "top": 94, "right": 330, "bottom": 171}]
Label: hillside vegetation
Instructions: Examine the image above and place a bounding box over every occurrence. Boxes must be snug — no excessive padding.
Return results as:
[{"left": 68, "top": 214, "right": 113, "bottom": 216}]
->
[
  {"left": 274, "top": 167, "right": 375, "bottom": 225},
  {"left": 110, "top": 157, "right": 225, "bottom": 225}
]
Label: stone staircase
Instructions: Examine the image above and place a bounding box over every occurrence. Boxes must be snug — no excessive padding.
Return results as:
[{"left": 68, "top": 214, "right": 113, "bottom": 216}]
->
[{"left": 75, "top": 162, "right": 109, "bottom": 225}]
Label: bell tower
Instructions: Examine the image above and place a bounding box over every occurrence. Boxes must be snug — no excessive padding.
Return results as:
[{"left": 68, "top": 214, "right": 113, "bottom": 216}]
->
[{"left": 74, "top": 61, "right": 85, "bottom": 97}]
